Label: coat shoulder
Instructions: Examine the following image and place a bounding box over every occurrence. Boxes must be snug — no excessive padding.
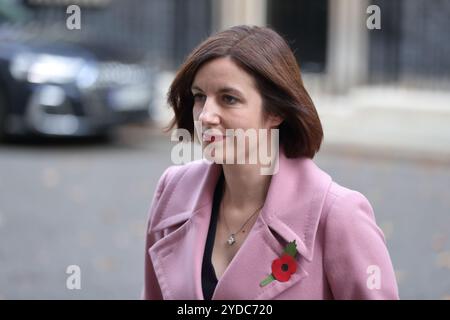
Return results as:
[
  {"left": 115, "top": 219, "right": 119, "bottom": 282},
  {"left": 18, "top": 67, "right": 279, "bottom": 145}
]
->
[
  {"left": 319, "top": 179, "right": 378, "bottom": 240},
  {"left": 161, "top": 159, "right": 211, "bottom": 189},
  {"left": 147, "top": 159, "right": 212, "bottom": 233},
  {"left": 324, "top": 181, "right": 376, "bottom": 221},
  {"left": 319, "top": 181, "right": 399, "bottom": 299}
]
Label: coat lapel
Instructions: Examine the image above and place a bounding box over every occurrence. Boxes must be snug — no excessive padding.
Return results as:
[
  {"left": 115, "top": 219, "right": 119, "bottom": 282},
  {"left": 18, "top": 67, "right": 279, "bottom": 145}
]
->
[
  {"left": 148, "top": 203, "right": 213, "bottom": 299},
  {"left": 148, "top": 162, "right": 222, "bottom": 299},
  {"left": 210, "top": 217, "right": 310, "bottom": 300},
  {"left": 149, "top": 149, "right": 332, "bottom": 300},
  {"left": 212, "top": 150, "right": 332, "bottom": 299}
]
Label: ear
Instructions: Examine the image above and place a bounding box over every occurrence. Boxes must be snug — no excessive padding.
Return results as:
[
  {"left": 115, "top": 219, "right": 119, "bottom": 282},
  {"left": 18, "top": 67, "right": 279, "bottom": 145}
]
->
[{"left": 266, "top": 114, "right": 284, "bottom": 129}]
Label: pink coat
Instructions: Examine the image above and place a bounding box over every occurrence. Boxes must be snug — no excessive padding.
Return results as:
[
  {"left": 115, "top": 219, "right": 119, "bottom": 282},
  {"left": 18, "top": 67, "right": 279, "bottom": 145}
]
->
[{"left": 142, "top": 151, "right": 399, "bottom": 300}]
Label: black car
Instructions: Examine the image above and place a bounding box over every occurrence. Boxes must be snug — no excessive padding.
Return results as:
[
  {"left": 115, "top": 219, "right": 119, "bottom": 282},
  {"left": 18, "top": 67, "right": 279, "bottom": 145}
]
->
[{"left": 0, "top": 32, "right": 156, "bottom": 139}]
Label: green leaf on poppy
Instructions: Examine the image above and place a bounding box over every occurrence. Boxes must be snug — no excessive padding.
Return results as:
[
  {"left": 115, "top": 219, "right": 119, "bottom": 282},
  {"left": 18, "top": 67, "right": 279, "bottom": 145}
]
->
[
  {"left": 259, "top": 274, "right": 275, "bottom": 287},
  {"left": 283, "top": 240, "right": 297, "bottom": 257}
]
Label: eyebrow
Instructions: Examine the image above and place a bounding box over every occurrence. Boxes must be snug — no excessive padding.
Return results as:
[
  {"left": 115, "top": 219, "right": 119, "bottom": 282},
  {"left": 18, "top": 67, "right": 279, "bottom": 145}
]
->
[{"left": 191, "top": 85, "right": 244, "bottom": 97}]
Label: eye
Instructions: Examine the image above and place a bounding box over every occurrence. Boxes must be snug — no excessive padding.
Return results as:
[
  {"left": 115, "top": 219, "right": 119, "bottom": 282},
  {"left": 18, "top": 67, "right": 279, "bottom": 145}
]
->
[
  {"left": 193, "top": 93, "right": 206, "bottom": 103},
  {"left": 222, "top": 94, "right": 238, "bottom": 105}
]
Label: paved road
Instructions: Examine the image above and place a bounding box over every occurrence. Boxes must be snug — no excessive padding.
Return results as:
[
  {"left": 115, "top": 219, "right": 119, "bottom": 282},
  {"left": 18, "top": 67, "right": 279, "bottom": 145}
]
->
[{"left": 0, "top": 125, "right": 449, "bottom": 299}]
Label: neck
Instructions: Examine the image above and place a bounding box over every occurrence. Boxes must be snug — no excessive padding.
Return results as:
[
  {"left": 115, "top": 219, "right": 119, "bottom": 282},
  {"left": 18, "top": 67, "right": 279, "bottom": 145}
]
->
[{"left": 221, "top": 163, "right": 272, "bottom": 212}]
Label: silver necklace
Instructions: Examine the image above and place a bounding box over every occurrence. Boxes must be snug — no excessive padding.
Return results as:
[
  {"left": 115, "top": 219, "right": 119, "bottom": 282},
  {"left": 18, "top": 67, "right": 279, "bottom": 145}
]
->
[{"left": 220, "top": 195, "right": 264, "bottom": 246}]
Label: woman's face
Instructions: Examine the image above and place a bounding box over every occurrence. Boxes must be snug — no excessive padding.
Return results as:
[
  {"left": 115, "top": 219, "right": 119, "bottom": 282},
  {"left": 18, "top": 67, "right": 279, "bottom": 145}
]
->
[{"left": 191, "top": 57, "right": 281, "bottom": 164}]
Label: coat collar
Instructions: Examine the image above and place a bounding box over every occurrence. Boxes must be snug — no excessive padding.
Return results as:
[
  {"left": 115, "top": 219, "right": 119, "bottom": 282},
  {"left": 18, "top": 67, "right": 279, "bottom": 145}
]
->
[{"left": 148, "top": 148, "right": 332, "bottom": 299}]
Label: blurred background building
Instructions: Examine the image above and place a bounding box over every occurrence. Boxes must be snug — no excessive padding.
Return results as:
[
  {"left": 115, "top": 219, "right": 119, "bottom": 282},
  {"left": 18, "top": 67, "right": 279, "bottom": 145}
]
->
[{"left": 0, "top": 0, "right": 449, "bottom": 299}]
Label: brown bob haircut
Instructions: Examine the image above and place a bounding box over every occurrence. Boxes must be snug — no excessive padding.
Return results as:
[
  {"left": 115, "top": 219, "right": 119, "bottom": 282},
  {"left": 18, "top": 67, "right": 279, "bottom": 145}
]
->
[{"left": 167, "top": 25, "right": 323, "bottom": 159}]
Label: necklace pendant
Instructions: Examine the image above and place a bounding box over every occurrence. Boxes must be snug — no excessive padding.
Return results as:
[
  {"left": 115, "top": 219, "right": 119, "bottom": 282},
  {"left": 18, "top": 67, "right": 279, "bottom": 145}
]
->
[{"left": 227, "top": 234, "right": 236, "bottom": 246}]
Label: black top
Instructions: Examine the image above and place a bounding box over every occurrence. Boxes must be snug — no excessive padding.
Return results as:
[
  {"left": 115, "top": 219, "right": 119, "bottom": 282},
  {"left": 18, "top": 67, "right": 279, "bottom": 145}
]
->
[{"left": 201, "top": 171, "right": 224, "bottom": 300}]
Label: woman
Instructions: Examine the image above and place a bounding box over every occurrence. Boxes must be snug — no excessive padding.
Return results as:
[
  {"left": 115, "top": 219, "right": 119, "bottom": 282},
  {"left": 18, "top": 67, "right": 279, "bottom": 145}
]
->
[{"left": 142, "top": 25, "right": 399, "bottom": 300}]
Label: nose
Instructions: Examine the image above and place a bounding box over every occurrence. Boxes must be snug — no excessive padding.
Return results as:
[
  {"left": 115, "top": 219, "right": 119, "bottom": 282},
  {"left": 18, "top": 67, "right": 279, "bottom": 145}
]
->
[{"left": 198, "top": 98, "right": 220, "bottom": 126}]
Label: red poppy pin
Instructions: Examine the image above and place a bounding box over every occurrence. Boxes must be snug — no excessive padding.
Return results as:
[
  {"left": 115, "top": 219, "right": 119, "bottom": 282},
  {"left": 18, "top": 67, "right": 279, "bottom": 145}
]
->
[{"left": 260, "top": 240, "right": 298, "bottom": 287}]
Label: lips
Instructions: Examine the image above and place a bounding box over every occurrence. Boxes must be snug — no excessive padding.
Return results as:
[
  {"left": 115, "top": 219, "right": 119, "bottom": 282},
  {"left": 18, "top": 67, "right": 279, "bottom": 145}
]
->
[{"left": 202, "top": 132, "right": 226, "bottom": 143}]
